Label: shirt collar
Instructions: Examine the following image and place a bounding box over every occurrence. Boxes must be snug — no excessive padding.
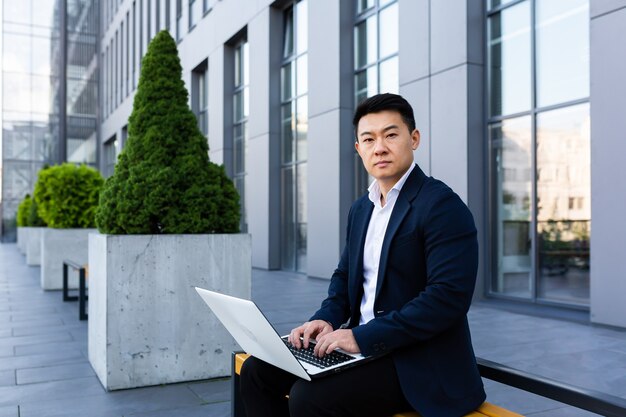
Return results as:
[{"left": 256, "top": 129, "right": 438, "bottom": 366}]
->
[{"left": 367, "top": 163, "right": 416, "bottom": 206}]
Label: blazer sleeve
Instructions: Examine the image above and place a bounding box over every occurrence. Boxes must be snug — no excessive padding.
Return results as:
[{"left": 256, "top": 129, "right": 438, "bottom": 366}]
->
[{"left": 352, "top": 189, "right": 479, "bottom": 356}]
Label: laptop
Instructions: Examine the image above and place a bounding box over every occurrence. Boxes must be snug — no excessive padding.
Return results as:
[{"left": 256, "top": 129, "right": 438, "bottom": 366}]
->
[{"left": 194, "top": 287, "right": 375, "bottom": 381}]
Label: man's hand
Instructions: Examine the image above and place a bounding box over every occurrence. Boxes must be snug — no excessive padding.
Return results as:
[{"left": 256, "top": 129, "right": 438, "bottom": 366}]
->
[
  {"left": 288, "top": 320, "right": 333, "bottom": 349},
  {"left": 313, "top": 329, "right": 360, "bottom": 357}
]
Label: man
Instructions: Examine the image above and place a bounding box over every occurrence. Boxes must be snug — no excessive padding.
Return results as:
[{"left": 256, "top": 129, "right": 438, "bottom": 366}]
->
[{"left": 240, "top": 93, "right": 486, "bottom": 417}]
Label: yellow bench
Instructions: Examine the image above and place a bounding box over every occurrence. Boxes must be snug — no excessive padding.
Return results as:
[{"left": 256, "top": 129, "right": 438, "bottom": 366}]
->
[{"left": 233, "top": 353, "right": 523, "bottom": 417}]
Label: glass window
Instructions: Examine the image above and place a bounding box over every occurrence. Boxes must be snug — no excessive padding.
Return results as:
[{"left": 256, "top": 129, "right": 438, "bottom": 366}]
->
[
  {"left": 379, "top": 55, "right": 398, "bottom": 94},
  {"left": 104, "top": 136, "right": 118, "bottom": 177},
  {"left": 192, "top": 62, "right": 208, "bottom": 136},
  {"left": 3, "top": 2, "right": 32, "bottom": 25},
  {"left": 233, "top": 40, "right": 249, "bottom": 233},
  {"left": 536, "top": 104, "right": 590, "bottom": 305},
  {"left": 280, "top": 0, "right": 308, "bottom": 272},
  {"left": 488, "top": 1, "right": 531, "bottom": 117},
  {"left": 354, "top": 17, "right": 377, "bottom": 69},
  {"left": 488, "top": 1, "right": 590, "bottom": 307},
  {"left": 189, "top": 0, "right": 202, "bottom": 29},
  {"left": 3, "top": 33, "right": 32, "bottom": 73},
  {"left": 379, "top": 2, "right": 398, "bottom": 59},
  {"left": 491, "top": 116, "right": 533, "bottom": 298},
  {"left": 535, "top": 0, "right": 589, "bottom": 107},
  {"left": 176, "top": 0, "right": 183, "bottom": 41}
]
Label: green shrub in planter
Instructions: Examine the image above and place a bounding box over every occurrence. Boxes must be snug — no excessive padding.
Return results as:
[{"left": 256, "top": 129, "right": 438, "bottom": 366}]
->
[
  {"left": 33, "top": 163, "right": 104, "bottom": 228},
  {"left": 95, "top": 30, "right": 239, "bottom": 234},
  {"left": 28, "top": 199, "right": 47, "bottom": 227},
  {"left": 16, "top": 194, "right": 32, "bottom": 227}
]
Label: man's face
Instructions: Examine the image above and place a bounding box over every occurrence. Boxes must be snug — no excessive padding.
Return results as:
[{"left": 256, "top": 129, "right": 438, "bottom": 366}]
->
[{"left": 355, "top": 110, "right": 420, "bottom": 187}]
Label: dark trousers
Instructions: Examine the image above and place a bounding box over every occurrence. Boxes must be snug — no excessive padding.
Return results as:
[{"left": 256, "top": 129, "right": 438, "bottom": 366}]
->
[{"left": 239, "top": 355, "right": 413, "bottom": 417}]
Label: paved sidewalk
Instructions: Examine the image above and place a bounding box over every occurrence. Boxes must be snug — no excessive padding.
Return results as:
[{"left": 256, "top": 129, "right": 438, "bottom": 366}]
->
[{"left": 1, "top": 242, "right": 626, "bottom": 416}]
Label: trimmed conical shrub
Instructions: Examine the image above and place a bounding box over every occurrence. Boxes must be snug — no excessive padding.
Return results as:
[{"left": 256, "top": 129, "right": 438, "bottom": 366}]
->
[
  {"left": 95, "top": 30, "right": 239, "bottom": 234},
  {"left": 33, "top": 163, "right": 103, "bottom": 228}
]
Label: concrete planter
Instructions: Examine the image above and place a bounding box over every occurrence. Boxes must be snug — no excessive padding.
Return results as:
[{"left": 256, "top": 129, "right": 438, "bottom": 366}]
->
[
  {"left": 17, "top": 227, "right": 27, "bottom": 254},
  {"left": 41, "top": 228, "right": 96, "bottom": 290},
  {"left": 26, "top": 227, "right": 45, "bottom": 266},
  {"left": 88, "top": 233, "right": 251, "bottom": 391}
]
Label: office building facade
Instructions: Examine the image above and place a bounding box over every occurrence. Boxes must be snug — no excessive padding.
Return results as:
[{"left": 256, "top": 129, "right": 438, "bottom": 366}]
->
[{"left": 3, "top": 0, "right": 625, "bottom": 328}]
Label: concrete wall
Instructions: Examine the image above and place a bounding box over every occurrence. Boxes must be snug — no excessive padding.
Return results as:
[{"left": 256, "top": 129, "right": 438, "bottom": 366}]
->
[{"left": 589, "top": 2, "right": 626, "bottom": 328}]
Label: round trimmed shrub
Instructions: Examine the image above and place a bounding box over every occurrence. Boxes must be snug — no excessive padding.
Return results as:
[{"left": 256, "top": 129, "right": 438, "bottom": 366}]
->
[
  {"left": 33, "top": 163, "right": 104, "bottom": 228},
  {"left": 16, "top": 194, "right": 32, "bottom": 227},
  {"left": 95, "top": 30, "right": 239, "bottom": 234}
]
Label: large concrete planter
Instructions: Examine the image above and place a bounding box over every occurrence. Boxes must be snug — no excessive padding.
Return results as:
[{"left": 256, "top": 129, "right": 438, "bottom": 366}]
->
[
  {"left": 26, "top": 227, "right": 45, "bottom": 266},
  {"left": 88, "top": 233, "right": 251, "bottom": 391},
  {"left": 41, "top": 228, "right": 96, "bottom": 290},
  {"left": 17, "top": 227, "right": 27, "bottom": 254}
]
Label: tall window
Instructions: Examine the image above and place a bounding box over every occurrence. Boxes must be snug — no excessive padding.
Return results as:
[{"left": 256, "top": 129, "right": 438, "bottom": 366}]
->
[
  {"left": 104, "top": 135, "right": 118, "bottom": 178},
  {"left": 233, "top": 40, "right": 249, "bottom": 233},
  {"left": 488, "top": 0, "right": 590, "bottom": 307},
  {"left": 125, "top": 11, "right": 130, "bottom": 97},
  {"left": 166, "top": 0, "right": 171, "bottom": 31},
  {"left": 280, "top": 0, "right": 308, "bottom": 273},
  {"left": 189, "top": 0, "right": 202, "bottom": 29},
  {"left": 192, "top": 60, "right": 209, "bottom": 136},
  {"left": 353, "top": 0, "right": 399, "bottom": 197},
  {"left": 132, "top": 0, "right": 137, "bottom": 89},
  {"left": 176, "top": 0, "right": 183, "bottom": 41}
]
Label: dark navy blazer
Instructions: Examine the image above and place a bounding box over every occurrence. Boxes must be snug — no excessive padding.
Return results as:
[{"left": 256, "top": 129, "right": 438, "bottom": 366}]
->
[{"left": 310, "top": 164, "right": 486, "bottom": 417}]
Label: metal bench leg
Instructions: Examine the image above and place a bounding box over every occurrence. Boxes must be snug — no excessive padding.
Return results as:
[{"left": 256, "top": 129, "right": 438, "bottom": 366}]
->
[{"left": 79, "top": 268, "right": 88, "bottom": 321}]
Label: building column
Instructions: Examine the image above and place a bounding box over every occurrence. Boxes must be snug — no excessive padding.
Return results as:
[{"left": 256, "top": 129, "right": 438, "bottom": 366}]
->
[
  {"left": 306, "top": 0, "right": 354, "bottom": 279},
  {"left": 246, "top": 7, "right": 281, "bottom": 269},
  {"left": 589, "top": 2, "right": 626, "bottom": 328}
]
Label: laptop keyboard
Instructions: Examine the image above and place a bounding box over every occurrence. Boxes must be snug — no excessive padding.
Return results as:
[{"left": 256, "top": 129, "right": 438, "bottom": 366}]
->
[{"left": 283, "top": 339, "right": 354, "bottom": 369}]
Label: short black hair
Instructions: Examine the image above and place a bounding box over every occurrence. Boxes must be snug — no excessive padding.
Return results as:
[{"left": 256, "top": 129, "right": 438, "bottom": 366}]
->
[{"left": 352, "top": 93, "right": 416, "bottom": 140}]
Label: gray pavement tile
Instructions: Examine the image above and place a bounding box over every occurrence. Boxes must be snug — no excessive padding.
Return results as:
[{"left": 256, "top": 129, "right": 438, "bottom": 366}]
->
[
  {"left": 526, "top": 406, "right": 601, "bottom": 416},
  {"left": 0, "top": 350, "right": 86, "bottom": 372},
  {"left": 126, "top": 401, "right": 230, "bottom": 417},
  {"left": 0, "top": 405, "right": 18, "bottom": 417},
  {"left": 0, "top": 370, "right": 15, "bottom": 387},
  {"left": 18, "top": 382, "right": 205, "bottom": 417},
  {"left": 9, "top": 311, "right": 64, "bottom": 323},
  {"left": 14, "top": 339, "right": 88, "bottom": 357},
  {"left": 16, "top": 361, "right": 94, "bottom": 385},
  {"left": 11, "top": 322, "right": 85, "bottom": 337},
  {"left": 0, "top": 346, "right": 13, "bottom": 357},
  {"left": 186, "top": 378, "right": 231, "bottom": 403},
  {"left": 0, "top": 376, "right": 104, "bottom": 407},
  {"left": 0, "top": 332, "right": 73, "bottom": 350},
  {"left": 0, "top": 329, "right": 11, "bottom": 338},
  {"left": 3, "top": 317, "right": 64, "bottom": 328},
  {"left": 484, "top": 380, "right": 564, "bottom": 415}
]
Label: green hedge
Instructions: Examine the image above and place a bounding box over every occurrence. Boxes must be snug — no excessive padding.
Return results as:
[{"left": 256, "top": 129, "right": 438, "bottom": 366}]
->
[
  {"left": 33, "top": 163, "right": 104, "bottom": 228},
  {"left": 16, "top": 194, "right": 32, "bottom": 227},
  {"left": 95, "top": 30, "right": 239, "bottom": 234}
]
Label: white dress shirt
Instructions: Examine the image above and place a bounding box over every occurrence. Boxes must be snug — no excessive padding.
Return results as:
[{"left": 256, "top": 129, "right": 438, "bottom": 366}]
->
[{"left": 359, "top": 163, "right": 416, "bottom": 325}]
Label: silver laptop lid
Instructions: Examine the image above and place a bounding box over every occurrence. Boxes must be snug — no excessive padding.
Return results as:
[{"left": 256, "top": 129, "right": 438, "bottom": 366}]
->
[{"left": 194, "top": 287, "right": 311, "bottom": 381}]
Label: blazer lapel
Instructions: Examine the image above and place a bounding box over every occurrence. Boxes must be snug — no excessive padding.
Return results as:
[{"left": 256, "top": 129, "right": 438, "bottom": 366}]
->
[{"left": 375, "top": 165, "right": 425, "bottom": 298}]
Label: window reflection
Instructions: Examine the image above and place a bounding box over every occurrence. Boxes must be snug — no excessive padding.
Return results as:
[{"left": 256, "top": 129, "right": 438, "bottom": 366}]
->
[
  {"left": 280, "top": 0, "right": 308, "bottom": 273},
  {"left": 492, "top": 116, "right": 532, "bottom": 298},
  {"left": 537, "top": 104, "right": 590, "bottom": 305},
  {"left": 536, "top": 0, "right": 589, "bottom": 107},
  {"left": 488, "top": 1, "right": 531, "bottom": 116}
]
